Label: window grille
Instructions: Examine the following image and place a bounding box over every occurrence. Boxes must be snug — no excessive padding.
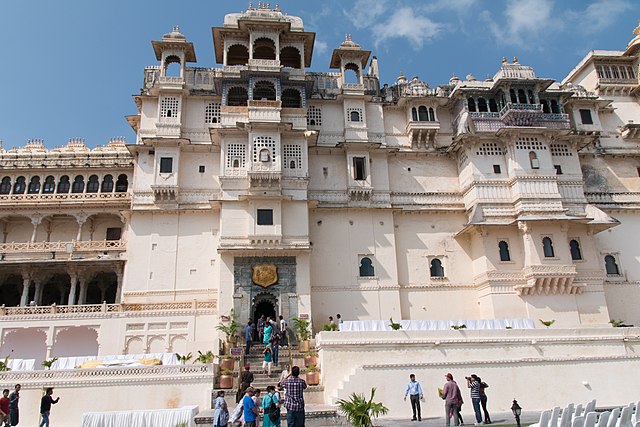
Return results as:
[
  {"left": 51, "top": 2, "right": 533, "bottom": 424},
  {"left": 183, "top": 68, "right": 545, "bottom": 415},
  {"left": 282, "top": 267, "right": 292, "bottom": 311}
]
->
[
  {"left": 516, "top": 137, "right": 546, "bottom": 150},
  {"left": 226, "top": 143, "right": 246, "bottom": 168},
  {"left": 253, "top": 136, "right": 277, "bottom": 163},
  {"left": 160, "top": 97, "right": 180, "bottom": 118},
  {"left": 283, "top": 144, "right": 302, "bottom": 169},
  {"left": 476, "top": 143, "right": 503, "bottom": 156},
  {"left": 205, "top": 103, "right": 221, "bottom": 124},
  {"left": 307, "top": 106, "right": 322, "bottom": 126},
  {"left": 550, "top": 144, "right": 572, "bottom": 156}
]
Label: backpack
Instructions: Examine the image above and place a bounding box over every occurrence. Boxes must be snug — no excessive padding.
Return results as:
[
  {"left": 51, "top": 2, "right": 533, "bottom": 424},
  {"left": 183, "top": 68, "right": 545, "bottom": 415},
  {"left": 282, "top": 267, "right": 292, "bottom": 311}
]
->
[{"left": 268, "top": 394, "right": 280, "bottom": 422}]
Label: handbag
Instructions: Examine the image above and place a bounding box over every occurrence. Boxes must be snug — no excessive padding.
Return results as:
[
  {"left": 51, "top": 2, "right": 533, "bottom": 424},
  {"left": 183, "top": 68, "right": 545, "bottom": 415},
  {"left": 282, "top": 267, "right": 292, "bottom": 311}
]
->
[{"left": 268, "top": 395, "right": 280, "bottom": 422}]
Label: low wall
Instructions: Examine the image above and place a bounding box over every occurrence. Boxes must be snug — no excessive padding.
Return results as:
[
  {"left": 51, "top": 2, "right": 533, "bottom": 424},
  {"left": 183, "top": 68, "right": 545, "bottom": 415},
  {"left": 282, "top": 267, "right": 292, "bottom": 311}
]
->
[
  {"left": 317, "top": 328, "right": 640, "bottom": 418},
  {"left": 0, "top": 364, "right": 214, "bottom": 427}
]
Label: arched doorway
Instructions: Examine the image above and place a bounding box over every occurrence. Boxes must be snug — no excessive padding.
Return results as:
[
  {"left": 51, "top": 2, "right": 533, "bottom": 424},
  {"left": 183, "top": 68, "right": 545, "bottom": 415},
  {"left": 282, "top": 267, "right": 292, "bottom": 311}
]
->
[{"left": 252, "top": 292, "right": 277, "bottom": 324}]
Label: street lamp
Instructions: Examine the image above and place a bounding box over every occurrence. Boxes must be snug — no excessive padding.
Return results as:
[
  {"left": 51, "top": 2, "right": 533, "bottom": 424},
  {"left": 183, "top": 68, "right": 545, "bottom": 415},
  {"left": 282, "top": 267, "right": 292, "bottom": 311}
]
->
[{"left": 511, "top": 399, "right": 522, "bottom": 427}]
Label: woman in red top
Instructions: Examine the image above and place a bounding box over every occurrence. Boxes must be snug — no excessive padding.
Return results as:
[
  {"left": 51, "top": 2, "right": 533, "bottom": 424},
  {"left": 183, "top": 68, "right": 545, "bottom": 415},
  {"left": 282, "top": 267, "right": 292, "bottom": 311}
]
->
[{"left": 0, "top": 389, "right": 9, "bottom": 427}]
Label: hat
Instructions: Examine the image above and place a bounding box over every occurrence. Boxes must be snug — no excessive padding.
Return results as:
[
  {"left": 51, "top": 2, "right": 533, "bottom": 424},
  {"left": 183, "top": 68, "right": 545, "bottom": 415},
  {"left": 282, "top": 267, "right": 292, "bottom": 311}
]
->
[
  {"left": 446, "top": 373, "right": 453, "bottom": 380},
  {"left": 244, "top": 365, "right": 250, "bottom": 370}
]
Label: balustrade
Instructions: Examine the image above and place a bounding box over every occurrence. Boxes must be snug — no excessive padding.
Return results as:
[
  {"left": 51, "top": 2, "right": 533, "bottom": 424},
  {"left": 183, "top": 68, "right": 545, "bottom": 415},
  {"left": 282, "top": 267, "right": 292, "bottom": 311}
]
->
[
  {"left": 0, "top": 192, "right": 130, "bottom": 204},
  {"left": 0, "top": 239, "right": 125, "bottom": 254},
  {"left": 0, "top": 301, "right": 216, "bottom": 318}
]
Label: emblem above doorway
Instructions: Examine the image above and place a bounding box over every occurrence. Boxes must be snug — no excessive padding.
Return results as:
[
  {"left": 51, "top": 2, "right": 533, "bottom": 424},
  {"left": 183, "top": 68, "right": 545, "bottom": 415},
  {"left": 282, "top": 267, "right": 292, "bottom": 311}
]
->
[{"left": 252, "top": 264, "right": 278, "bottom": 287}]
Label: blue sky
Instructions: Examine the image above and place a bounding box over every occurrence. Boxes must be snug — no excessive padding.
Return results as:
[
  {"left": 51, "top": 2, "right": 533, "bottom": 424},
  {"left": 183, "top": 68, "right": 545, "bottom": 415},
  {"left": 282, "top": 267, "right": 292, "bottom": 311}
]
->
[{"left": 1, "top": 0, "right": 638, "bottom": 148}]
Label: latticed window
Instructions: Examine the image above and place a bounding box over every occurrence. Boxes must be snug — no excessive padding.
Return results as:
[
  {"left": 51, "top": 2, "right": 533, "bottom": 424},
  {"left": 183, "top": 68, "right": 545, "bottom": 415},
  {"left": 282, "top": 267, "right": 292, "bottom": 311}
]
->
[
  {"left": 253, "top": 136, "right": 276, "bottom": 163},
  {"left": 160, "top": 97, "right": 180, "bottom": 118},
  {"left": 226, "top": 143, "right": 246, "bottom": 168},
  {"left": 283, "top": 144, "right": 302, "bottom": 169},
  {"left": 347, "top": 108, "right": 363, "bottom": 122},
  {"left": 307, "top": 106, "right": 322, "bottom": 126},
  {"left": 205, "top": 103, "right": 221, "bottom": 124},
  {"left": 550, "top": 144, "right": 572, "bottom": 157},
  {"left": 476, "top": 143, "right": 503, "bottom": 156},
  {"left": 516, "top": 137, "right": 546, "bottom": 150}
]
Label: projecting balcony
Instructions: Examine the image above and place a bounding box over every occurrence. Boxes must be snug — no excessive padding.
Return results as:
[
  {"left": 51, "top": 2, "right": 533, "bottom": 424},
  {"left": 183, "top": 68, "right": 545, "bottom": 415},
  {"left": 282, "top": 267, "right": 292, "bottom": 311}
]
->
[
  {"left": 151, "top": 185, "right": 179, "bottom": 202},
  {"left": 248, "top": 59, "right": 281, "bottom": 72},
  {"left": 499, "top": 102, "right": 543, "bottom": 126},
  {"left": 248, "top": 100, "right": 281, "bottom": 122},
  {"left": 0, "top": 192, "right": 130, "bottom": 206},
  {"left": 158, "top": 76, "right": 185, "bottom": 90},
  {"left": 468, "top": 111, "right": 569, "bottom": 134},
  {"left": 406, "top": 121, "right": 440, "bottom": 148},
  {"left": 0, "top": 239, "right": 125, "bottom": 263},
  {"left": 342, "top": 83, "right": 365, "bottom": 96},
  {"left": 516, "top": 265, "right": 581, "bottom": 296}
]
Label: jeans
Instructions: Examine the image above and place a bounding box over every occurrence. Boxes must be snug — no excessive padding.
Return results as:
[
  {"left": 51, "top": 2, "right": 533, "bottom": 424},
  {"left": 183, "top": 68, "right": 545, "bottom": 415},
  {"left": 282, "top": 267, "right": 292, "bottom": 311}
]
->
[
  {"left": 481, "top": 395, "right": 491, "bottom": 423},
  {"left": 445, "top": 402, "right": 460, "bottom": 427},
  {"left": 472, "top": 397, "right": 482, "bottom": 423},
  {"left": 39, "top": 411, "right": 50, "bottom": 427},
  {"left": 287, "top": 409, "right": 305, "bottom": 427},
  {"left": 273, "top": 345, "right": 279, "bottom": 364},
  {"left": 410, "top": 394, "right": 421, "bottom": 420},
  {"left": 245, "top": 338, "right": 251, "bottom": 354}
]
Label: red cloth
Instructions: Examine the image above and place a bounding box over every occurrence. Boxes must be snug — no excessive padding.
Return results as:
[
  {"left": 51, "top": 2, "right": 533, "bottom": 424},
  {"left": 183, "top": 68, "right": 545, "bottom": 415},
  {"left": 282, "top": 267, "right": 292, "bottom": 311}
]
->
[{"left": 0, "top": 397, "right": 9, "bottom": 414}]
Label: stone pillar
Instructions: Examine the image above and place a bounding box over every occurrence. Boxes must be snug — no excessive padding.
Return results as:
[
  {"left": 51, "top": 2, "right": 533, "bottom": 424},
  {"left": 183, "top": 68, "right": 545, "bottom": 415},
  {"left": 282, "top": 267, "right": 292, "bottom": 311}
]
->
[
  {"left": 115, "top": 269, "right": 123, "bottom": 304},
  {"left": 76, "top": 219, "right": 85, "bottom": 241},
  {"left": 30, "top": 215, "right": 42, "bottom": 243},
  {"left": 20, "top": 274, "right": 31, "bottom": 306},
  {"left": 78, "top": 278, "right": 88, "bottom": 305},
  {"left": 34, "top": 278, "right": 43, "bottom": 306},
  {"left": 68, "top": 273, "right": 78, "bottom": 306}
]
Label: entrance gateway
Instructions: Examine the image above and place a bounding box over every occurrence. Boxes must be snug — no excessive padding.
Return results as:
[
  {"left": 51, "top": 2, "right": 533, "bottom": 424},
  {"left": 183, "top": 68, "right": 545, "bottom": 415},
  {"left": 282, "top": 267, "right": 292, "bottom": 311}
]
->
[{"left": 233, "top": 256, "right": 298, "bottom": 327}]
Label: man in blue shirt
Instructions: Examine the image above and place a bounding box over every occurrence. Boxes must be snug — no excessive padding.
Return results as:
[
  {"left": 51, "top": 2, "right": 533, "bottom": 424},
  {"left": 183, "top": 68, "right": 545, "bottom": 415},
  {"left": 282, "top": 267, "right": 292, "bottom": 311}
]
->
[
  {"left": 242, "top": 387, "right": 259, "bottom": 427},
  {"left": 245, "top": 320, "right": 253, "bottom": 355},
  {"left": 404, "top": 373, "right": 424, "bottom": 421}
]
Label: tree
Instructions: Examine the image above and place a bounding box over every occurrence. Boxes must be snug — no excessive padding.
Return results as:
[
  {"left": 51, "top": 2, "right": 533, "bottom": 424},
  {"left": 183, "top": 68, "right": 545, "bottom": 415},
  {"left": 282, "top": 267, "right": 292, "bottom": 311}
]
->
[{"left": 337, "top": 387, "right": 389, "bottom": 427}]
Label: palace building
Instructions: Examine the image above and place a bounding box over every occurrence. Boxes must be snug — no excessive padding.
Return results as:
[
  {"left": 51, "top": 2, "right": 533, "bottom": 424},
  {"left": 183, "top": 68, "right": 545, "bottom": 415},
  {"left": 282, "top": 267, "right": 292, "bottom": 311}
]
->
[{"left": 1, "top": 5, "right": 640, "bottom": 424}]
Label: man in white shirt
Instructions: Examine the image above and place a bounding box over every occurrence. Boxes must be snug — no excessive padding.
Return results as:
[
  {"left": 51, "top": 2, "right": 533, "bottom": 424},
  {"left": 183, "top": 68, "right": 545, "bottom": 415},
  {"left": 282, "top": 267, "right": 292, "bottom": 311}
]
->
[
  {"left": 279, "top": 315, "right": 288, "bottom": 347},
  {"left": 404, "top": 373, "right": 424, "bottom": 421}
]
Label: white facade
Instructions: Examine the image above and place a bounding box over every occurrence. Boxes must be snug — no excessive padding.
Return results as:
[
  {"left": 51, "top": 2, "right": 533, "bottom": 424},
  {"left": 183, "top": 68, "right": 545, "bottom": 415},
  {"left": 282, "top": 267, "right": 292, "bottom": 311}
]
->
[{"left": 1, "top": 5, "right": 640, "bottom": 424}]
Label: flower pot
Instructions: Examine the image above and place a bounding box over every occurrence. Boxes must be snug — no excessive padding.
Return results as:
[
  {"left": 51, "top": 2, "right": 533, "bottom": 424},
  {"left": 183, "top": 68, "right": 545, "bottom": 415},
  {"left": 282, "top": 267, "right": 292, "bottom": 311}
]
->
[
  {"left": 304, "top": 355, "right": 317, "bottom": 367},
  {"left": 221, "top": 358, "right": 234, "bottom": 371},
  {"left": 305, "top": 370, "right": 319, "bottom": 385},
  {"left": 219, "top": 374, "right": 234, "bottom": 389},
  {"left": 299, "top": 340, "right": 310, "bottom": 352}
]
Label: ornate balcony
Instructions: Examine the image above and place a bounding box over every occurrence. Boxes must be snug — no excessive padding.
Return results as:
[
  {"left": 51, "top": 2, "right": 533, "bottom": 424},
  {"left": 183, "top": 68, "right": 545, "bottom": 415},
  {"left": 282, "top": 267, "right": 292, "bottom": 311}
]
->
[
  {"left": 405, "top": 121, "right": 440, "bottom": 148},
  {"left": 499, "top": 102, "right": 543, "bottom": 126},
  {"left": 517, "top": 265, "right": 580, "bottom": 296},
  {"left": 0, "top": 239, "right": 124, "bottom": 254},
  {"left": 158, "top": 76, "right": 185, "bottom": 90},
  {"left": 151, "top": 184, "right": 179, "bottom": 202},
  {"left": 468, "top": 110, "right": 569, "bottom": 134},
  {"left": 248, "top": 100, "right": 281, "bottom": 122},
  {"left": 248, "top": 58, "right": 281, "bottom": 71},
  {"left": 0, "top": 192, "right": 130, "bottom": 206}
]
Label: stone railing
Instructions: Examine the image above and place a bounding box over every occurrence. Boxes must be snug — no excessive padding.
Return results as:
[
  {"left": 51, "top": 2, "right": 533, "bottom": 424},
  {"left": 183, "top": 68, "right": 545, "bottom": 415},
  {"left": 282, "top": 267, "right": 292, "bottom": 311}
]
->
[
  {"left": 248, "top": 58, "right": 281, "bottom": 70},
  {"left": 499, "top": 102, "right": 543, "bottom": 117},
  {"left": 0, "top": 239, "right": 125, "bottom": 254},
  {"left": 0, "top": 192, "right": 130, "bottom": 203},
  {"left": 585, "top": 192, "right": 640, "bottom": 207},
  {"left": 0, "top": 364, "right": 212, "bottom": 387},
  {"left": 0, "top": 300, "right": 216, "bottom": 318}
]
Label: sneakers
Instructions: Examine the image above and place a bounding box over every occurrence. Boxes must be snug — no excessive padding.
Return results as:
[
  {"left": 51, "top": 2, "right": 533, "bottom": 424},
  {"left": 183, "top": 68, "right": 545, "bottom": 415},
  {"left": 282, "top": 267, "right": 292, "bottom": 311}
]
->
[{"left": 475, "top": 423, "right": 483, "bottom": 426}]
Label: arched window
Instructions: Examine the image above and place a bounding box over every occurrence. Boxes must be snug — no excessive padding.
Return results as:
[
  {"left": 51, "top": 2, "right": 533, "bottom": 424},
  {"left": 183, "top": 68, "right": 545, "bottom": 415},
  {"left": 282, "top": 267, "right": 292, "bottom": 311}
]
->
[
  {"left": 0, "top": 177, "right": 11, "bottom": 195},
  {"left": 411, "top": 107, "right": 418, "bottom": 121},
  {"left": 529, "top": 151, "right": 539, "bottom": 169},
  {"left": 232, "top": 159, "right": 240, "bottom": 168},
  {"left": 430, "top": 259, "right": 444, "bottom": 277},
  {"left": 359, "top": 257, "right": 375, "bottom": 277},
  {"left": 164, "top": 55, "right": 181, "bottom": 77},
  {"left": 13, "top": 176, "right": 26, "bottom": 194},
  {"left": 259, "top": 149, "right": 271, "bottom": 162},
  {"left": 27, "top": 176, "right": 40, "bottom": 194},
  {"left": 550, "top": 100, "right": 560, "bottom": 114},
  {"left": 280, "top": 46, "right": 302, "bottom": 69},
  {"left": 509, "top": 89, "right": 517, "bottom": 103},
  {"left": 542, "top": 237, "right": 555, "bottom": 258},
  {"left": 569, "top": 239, "right": 582, "bottom": 260},
  {"left": 344, "top": 63, "right": 360, "bottom": 84},
  {"left": 57, "top": 176, "right": 70, "bottom": 193},
  {"left": 101, "top": 175, "right": 114, "bottom": 192},
  {"left": 290, "top": 160, "right": 296, "bottom": 169},
  {"left": 517, "top": 89, "right": 526, "bottom": 103},
  {"left": 498, "top": 241, "right": 511, "bottom": 261},
  {"left": 72, "top": 176, "right": 85, "bottom": 193},
  {"left": 467, "top": 97, "right": 476, "bottom": 112},
  {"left": 350, "top": 111, "right": 361, "bottom": 122},
  {"left": 281, "top": 88, "right": 302, "bottom": 108},
  {"left": 527, "top": 90, "right": 535, "bottom": 104},
  {"left": 86, "top": 175, "right": 99, "bottom": 193},
  {"left": 428, "top": 107, "right": 435, "bottom": 121},
  {"left": 418, "top": 106, "right": 428, "bottom": 121},
  {"left": 227, "top": 87, "right": 248, "bottom": 106},
  {"left": 605, "top": 255, "right": 620, "bottom": 275},
  {"left": 253, "top": 37, "right": 276, "bottom": 60},
  {"left": 253, "top": 81, "right": 276, "bottom": 101},
  {"left": 489, "top": 99, "right": 498, "bottom": 112},
  {"left": 541, "top": 100, "right": 550, "bottom": 113},
  {"left": 227, "top": 44, "right": 249, "bottom": 66},
  {"left": 478, "top": 98, "right": 488, "bottom": 112},
  {"left": 115, "top": 174, "right": 128, "bottom": 192},
  {"left": 42, "top": 176, "right": 55, "bottom": 194}
]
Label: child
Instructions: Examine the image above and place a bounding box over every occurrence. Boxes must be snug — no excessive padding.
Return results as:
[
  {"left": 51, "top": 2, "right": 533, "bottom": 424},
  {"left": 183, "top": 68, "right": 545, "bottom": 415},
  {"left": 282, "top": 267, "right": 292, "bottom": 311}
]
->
[{"left": 262, "top": 345, "right": 273, "bottom": 376}]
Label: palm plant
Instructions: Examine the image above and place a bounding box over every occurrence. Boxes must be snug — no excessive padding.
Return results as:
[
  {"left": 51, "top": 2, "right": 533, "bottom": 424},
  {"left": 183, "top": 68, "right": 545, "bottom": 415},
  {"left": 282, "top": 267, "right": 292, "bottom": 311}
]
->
[
  {"left": 291, "top": 317, "right": 311, "bottom": 341},
  {"left": 41, "top": 357, "right": 58, "bottom": 370},
  {"left": 215, "top": 310, "right": 240, "bottom": 350},
  {"left": 337, "top": 387, "right": 389, "bottom": 427},
  {"left": 388, "top": 318, "right": 402, "bottom": 330},
  {"left": 195, "top": 350, "right": 214, "bottom": 364},
  {"left": 176, "top": 352, "right": 193, "bottom": 364},
  {"left": 539, "top": 319, "right": 556, "bottom": 328},
  {"left": 0, "top": 355, "right": 10, "bottom": 372}
]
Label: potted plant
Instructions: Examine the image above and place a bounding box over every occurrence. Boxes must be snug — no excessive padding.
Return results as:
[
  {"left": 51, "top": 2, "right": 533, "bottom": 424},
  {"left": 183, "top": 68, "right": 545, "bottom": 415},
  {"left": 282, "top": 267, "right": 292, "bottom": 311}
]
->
[
  {"left": 337, "top": 387, "right": 389, "bottom": 427},
  {"left": 219, "top": 368, "right": 234, "bottom": 389},
  {"left": 176, "top": 352, "right": 193, "bottom": 365},
  {"left": 215, "top": 310, "right": 240, "bottom": 353},
  {"left": 292, "top": 317, "right": 311, "bottom": 352},
  {"left": 305, "top": 364, "right": 320, "bottom": 385},
  {"left": 304, "top": 350, "right": 318, "bottom": 367},
  {"left": 0, "top": 355, "right": 10, "bottom": 372},
  {"left": 41, "top": 357, "right": 58, "bottom": 370},
  {"left": 196, "top": 350, "right": 215, "bottom": 364},
  {"left": 218, "top": 354, "right": 235, "bottom": 371}
]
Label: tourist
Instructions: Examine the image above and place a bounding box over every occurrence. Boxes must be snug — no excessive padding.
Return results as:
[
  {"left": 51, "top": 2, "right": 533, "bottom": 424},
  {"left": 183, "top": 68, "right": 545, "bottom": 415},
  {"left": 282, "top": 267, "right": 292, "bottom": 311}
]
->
[
  {"left": 0, "top": 389, "right": 9, "bottom": 427},
  {"left": 281, "top": 366, "right": 307, "bottom": 427},
  {"left": 38, "top": 388, "right": 59, "bottom": 427},
  {"left": 271, "top": 332, "right": 280, "bottom": 365},
  {"left": 455, "top": 387, "right": 464, "bottom": 426},
  {"left": 252, "top": 389, "right": 262, "bottom": 427},
  {"left": 236, "top": 365, "right": 254, "bottom": 403},
  {"left": 336, "top": 314, "right": 343, "bottom": 331},
  {"left": 263, "top": 345, "right": 274, "bottom": 376},
  {"left": 8, "top": 384, "right": 20, "bottom": 427},
  {"left": 213, "top": 390, "right": 229, "bottom": 427},
  {"left": 262, "top": 385, "right": 280, "bottom": 427},
  {"left": 242, "top": 388, "right": 259, "bottom": 427},
  {"left": 403, "top": 373, "right": 424, "bottom": 421},
  {"left": 245, "top": 320, "right": 253, "bottom": 355},
  {"left": 263, "top": 319, "right": 273, "bottom": 345},
  {"left": 440, "top": 373, "right": 461, "bottom": 427},
  {"left": 279, "top": 315, "right": 288, "bottom": 347},
  {"left": 466, "top": 374, "right": 482, "bottom": 425},
  {"left": 258, "top": 315, "right": 266, "bottom": 343},
  {"left": 328, "top": 316, "right": 335, "bottom": 326},
  {"left": 278, "top": 364, "right": 290, "bottom": 387},
  {"left": 478, "top": 376, "right": 491, "bottom": 424}
]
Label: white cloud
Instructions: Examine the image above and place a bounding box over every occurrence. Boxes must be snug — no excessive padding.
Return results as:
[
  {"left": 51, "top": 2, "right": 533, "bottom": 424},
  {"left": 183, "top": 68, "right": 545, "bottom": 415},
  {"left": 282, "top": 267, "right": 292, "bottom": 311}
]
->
[
  {"left": 344, "top": 0, "right": 389, "bottom": 29},
  {"left": 481, "top": 0, "right": 558, "bottom": 49},
  {"left": 421, "top": 0, "right": 478, "bottom": 13},
  {"left": 371, "top": 6, "right": 442, "bottom": 49},
  {"left": 575, "top": 0, "right": 633, "bottom": 33},
  {"left": 314, "top": 40, "right": 328, "bottom": 55}
]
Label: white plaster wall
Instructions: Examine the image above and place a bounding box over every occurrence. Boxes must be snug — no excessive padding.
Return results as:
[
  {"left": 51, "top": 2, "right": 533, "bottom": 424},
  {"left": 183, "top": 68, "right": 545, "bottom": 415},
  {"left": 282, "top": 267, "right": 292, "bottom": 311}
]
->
[
  {"left": 388, "top": 155, "right": 460, "bottom": 193},
  {"left": 178, "top": 151, "right": 219, "bottom": 190},
  {"left": 6, "top": 217, "right": 34, "bottom": 242},
  {"left": 133, "top": 150, "right": 156, "bottom": 190},
  {"left": 307, "top": 150, "right": 348, "bottom": 191},
  {"left": 44, "top": 217, "right": 77, "bottom": 242}
]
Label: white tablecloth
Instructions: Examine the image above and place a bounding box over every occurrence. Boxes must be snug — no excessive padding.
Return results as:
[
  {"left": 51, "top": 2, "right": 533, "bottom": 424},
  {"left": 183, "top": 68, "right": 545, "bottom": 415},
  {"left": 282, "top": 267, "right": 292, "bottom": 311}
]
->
[
  {"left": 82, "top": 405, "right": 198, "bottom": 427},
  {"left": 341, "top": 318, "right": 535, "bottom": 331},
  {"left": 52, "top": 353, "right": 179, "bottom": 370},
  {"left": 7, "top": 359, "right": 36, "bottom": 371}
]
